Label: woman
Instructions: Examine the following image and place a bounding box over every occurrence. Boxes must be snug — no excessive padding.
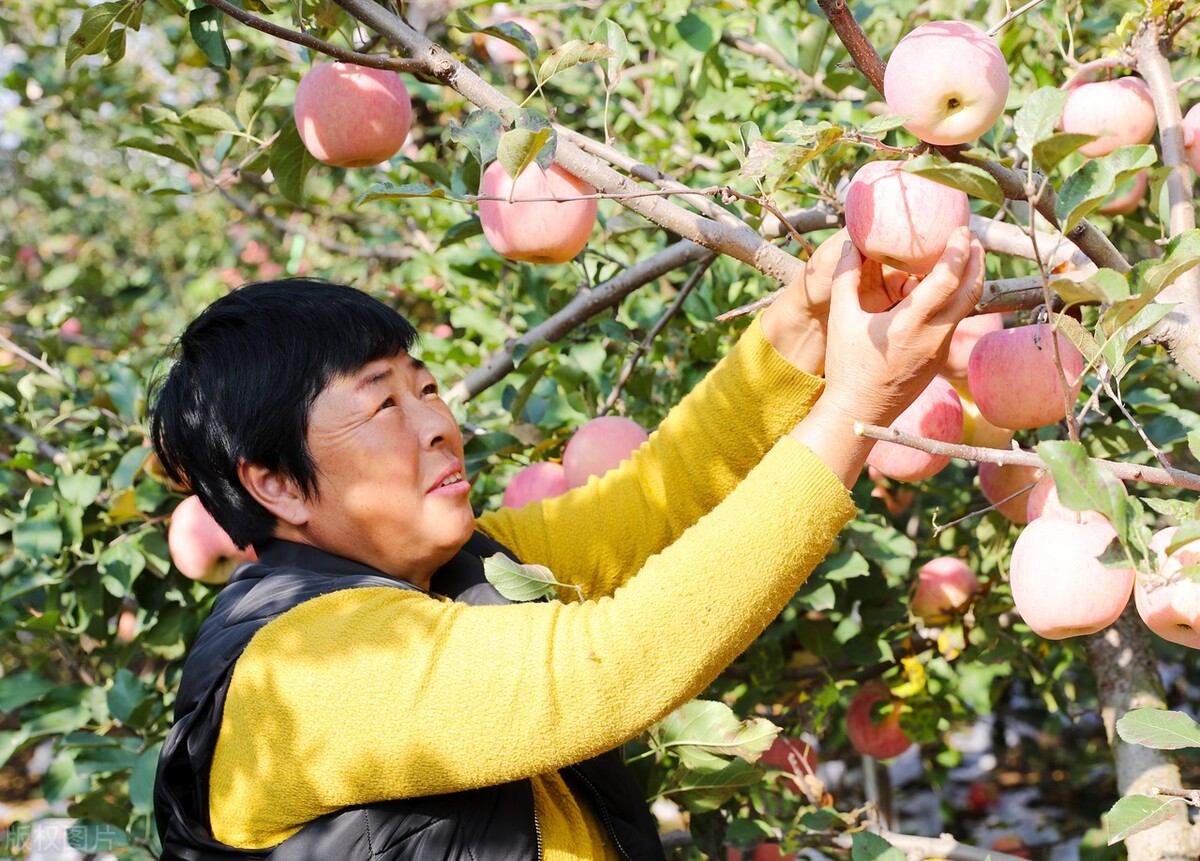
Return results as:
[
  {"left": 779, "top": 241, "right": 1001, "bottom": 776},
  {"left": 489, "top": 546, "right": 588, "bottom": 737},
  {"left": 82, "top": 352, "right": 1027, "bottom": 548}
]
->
[{"left": 150, "top": 228, "right": 984, "bottom": 860}]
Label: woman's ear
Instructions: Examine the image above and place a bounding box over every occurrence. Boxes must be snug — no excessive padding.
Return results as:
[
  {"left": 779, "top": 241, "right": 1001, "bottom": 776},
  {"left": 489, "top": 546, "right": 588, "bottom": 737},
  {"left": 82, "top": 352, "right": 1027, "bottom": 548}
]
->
[{"left": 238, "top": 461, "right": 311, "bottom": 527}]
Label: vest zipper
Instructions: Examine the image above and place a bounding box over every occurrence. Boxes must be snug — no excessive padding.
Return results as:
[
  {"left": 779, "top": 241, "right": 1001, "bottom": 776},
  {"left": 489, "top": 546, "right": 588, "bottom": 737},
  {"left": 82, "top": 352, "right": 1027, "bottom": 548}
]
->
[
  {"left": 564, "top": 765, "right": 633, "bottom": 861},
  {"left": 533, "top": 798, "right": 544, "bottom": 861}
]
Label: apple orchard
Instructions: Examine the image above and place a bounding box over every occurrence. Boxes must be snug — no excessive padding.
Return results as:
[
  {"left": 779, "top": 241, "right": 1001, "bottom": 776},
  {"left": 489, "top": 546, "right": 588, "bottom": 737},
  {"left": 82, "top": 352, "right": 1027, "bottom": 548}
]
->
[{"left": 3, "top": 0, "right": 1200, "bottom": 858}]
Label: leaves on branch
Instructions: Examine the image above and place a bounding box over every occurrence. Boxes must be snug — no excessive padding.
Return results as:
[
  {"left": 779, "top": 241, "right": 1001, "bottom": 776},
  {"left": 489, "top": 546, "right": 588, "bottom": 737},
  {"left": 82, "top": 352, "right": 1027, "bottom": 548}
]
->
[
  {"left": 451, "top": 110, "right": 505, "bottom": 169},
  {"left": 66, "top": 1, "right": 141, "bottom": 69},
  {"left": 536, "top": 40, "right": 615, "bottom": 86},
  {"left": 902, "top": 154, "right": 1005, "bottom": 206},
  {"left": 851, "top": 832, "right": 906, "bottom": 861},
  {"left": 1035, "top": 440, "right": 1129, "bottom": 540},
  {"left": 1057, "top": 145, "right": 1158, "bottom": 232},
  {"left": 590, "top": 20, "right": 630, "bottom": 88},
  {"left": 648, "top": 699, "right": 779, "bottom": 771},
  {"left": 447, "top": 11, "right": 539, "bottom": 61},
  {"left": 189, "top": 5, "right": 232, "bottom": 70},
  {"left": 1116, "top": 708, "right": 1200, "bottom": 750},
  {"left": 1014, "top": 87, "right": 1067, "bottom": 159},
  {"left": 269, "top": 118, "right": 317, "bottom": 205},
  {"left": 354, "top": 183, "right": 448, "bottom": 207}
]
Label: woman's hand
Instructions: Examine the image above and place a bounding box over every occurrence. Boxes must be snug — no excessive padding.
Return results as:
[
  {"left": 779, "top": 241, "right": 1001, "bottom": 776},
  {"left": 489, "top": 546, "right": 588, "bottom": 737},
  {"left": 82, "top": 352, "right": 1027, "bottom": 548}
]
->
[
  {"left": 761, "top": 228, "right": 922, "bottom": 375},
  {"left": 789, "top": 227, "right": 985, "bottom": 487}
]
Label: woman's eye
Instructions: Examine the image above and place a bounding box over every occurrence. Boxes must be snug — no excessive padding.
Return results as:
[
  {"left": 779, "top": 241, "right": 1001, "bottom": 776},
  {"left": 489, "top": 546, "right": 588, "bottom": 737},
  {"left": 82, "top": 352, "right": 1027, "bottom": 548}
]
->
[
  {"left": 377, "top": 396, "right": 396, "bottom": 412},
  {"left": 422, "top": 383, "right": 439, "bottom": 397}
]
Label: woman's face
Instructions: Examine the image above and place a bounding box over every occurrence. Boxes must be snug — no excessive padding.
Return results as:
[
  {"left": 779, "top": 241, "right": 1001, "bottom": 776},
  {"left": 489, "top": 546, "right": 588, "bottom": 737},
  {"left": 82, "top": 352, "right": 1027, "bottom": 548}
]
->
[{"left": 293, "top": 352, "right": 475, "bottom": 587}]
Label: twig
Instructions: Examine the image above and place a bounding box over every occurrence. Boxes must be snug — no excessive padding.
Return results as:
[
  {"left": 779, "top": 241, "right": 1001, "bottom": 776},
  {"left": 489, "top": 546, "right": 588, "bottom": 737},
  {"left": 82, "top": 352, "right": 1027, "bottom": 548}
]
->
[
  {"left": 599, "top": 254, "right": 717, "bottom": 415},
  {"left": 1060, "top": 56, "right": 1134, "bottom": 90},
  {"left": 1, "top": 422, "right": 69, "bottom": 466},
  {"left": 718, "top": 32, "right": 852, "bottom": 101},
  {"left": 833, "top": 829, "right": 1031, "bottom": 861},
  {"left": 1151, "top": 786, "right": 1200, "bottom": 807},
  {"left": 988, "top": 0, "right": 1051, "bottom": 36},
  {"left": 203, "top": 0, "right": 424, "bottom": 72},
  {"left": 933, "top": 478, "right": 1040, "bottom": 536},
  {"left": 1096, "top": 375, "right": 1173, "bottom": 471},
  {"left": 0, "top": 333, "right": 65, "bottom": 382},
  {"left": 446, "top": 241, "right": 713, "bottom": 402},
  {"left": 853, "top": 423, "right": 1200, "bottom": 491}
]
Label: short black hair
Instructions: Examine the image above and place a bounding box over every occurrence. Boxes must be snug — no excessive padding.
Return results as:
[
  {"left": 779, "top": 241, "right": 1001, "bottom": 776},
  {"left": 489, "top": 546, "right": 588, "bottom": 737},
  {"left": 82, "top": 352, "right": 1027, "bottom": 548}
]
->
[{"left": 148, "top": 279, "right": 419, "bottom": 549}]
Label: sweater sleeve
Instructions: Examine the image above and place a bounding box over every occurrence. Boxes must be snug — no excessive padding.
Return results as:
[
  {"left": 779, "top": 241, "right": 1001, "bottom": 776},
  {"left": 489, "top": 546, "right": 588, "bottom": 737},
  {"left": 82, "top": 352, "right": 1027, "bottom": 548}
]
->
[
  {"left": 209, "top": 438, "right": 857, "bottom": 849},
  {"left": 475, "top": 316, "right": 825, "bottom": 600}
]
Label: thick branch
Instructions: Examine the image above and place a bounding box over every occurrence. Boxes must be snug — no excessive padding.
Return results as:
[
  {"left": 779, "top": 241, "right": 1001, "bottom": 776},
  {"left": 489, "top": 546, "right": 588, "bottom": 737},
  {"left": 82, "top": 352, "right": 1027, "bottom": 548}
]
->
[
  {"left": 445, "top": 240, "right": 713, "bottom": 402},
  {"left": 853, "top": 423, "right": 1200, "bottom": 491},
  {"left": 205, "top": 0, "right": 424, "bottom": 72},
  {"left": 1134, "top": 20, "right": 1200, "bottom": 383},
  {"left": 814, "top": 0, "right": 1131, "bottom": 275},
  {"left": 833, "top": 829, "right": 1030, "bottom": 861},
  {"left": 335, "top": 0, "right": 805, "bottom": 283}
]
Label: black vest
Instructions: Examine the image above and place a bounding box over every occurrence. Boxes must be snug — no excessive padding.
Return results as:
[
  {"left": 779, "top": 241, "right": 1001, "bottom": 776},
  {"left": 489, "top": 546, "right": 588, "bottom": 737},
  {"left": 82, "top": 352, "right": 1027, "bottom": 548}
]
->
[{"left": 154, "top": 533, "right": 666, "bottom": 861}]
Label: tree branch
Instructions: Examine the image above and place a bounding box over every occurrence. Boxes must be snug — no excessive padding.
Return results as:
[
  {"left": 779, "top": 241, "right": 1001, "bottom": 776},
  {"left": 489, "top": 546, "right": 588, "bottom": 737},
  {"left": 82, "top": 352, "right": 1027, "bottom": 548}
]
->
[
  {"left": 833, "top": 829, "right": 1031, "bottom": 861},
  {"left": 205, "top": 0, "right": 424, "bottom": 72},
  {"left": 814, "top": 0, "right": 1131, "bottom": 276},
  {"left": 853, "top": 422, "right": 1200, "bottom": 491}
]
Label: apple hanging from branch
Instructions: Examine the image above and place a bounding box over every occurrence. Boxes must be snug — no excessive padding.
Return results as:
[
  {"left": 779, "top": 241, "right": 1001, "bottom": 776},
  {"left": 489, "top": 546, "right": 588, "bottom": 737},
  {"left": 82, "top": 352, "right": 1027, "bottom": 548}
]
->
[
  {"left": 293, "top": 62, "right": 412, "bottom": 167},
  {"left": 562, "top": 416, "right": 650, "bottom": 488},
  {"left": 502, "top": 462, "right": 571, "bottom": 509},
  {"left": 168, "top": 495, "right": 258, "bottom": 585},
  {"left": 478, "top": 161, "right": 599, "bottom": 264}
]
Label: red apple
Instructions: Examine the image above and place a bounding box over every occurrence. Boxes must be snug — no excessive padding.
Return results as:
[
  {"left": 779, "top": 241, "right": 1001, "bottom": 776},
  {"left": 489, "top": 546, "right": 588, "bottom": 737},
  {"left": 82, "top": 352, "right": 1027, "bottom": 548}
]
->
[
  {"left": 116, "top": 608, "right": 138, "bottom": 644},
  {"left": 1059, "top": 77, "right": 1156, "bottom": 158},
  {"left": 1098, "top": 169, "right": 1149, "bottom": 215},
  {"left": 944, "top": 313, "right": 1005, "bottom": 380},
  {"left": 844, "top": 160, "right": 972, "bottom": 276},
  {"left": 760, "top": 736, "right": 818, "bottom": 793},
  {"left": 1183, "top": 103, "right": 1200, "bottom": 175},
  {"left": 883, "top": 21, "right": 1010, "bottom": 146},
  {"left": 478, "top": 161, "right": 598, "bottom": 264},
  {"left": 846, "top": 682, "right": 913, "bottom": 759},
  {"left": 1025, "top": 474, "right": 1083, "bottom": 522},
  {"left": 912, "top": 556, "right": 981, "bottom": 623},
  {"left": 168, "top": 495, "right": 258, "bottom": 585},
  {"left": 293, "top": 62, "right": 412, "bottom": 167},
  {"left": 58, "top": 317, "right": 83, "bottom": 338},
  {"left": 1135, "top": 527, "right": 1200, "bottom": 649},
  {"left": 966, "top": 323, "right": 1085, "bottom": 430},
  {"left": 501, "top": 462, "right": 571, "bottom": 509},
  {"left": 562, "top": 416, "right": 649, "bottom": 488},
  {"left": 865, "top": 375, "right": 963, "bottom": 482},
  {"left": 483, "top": 16, "right": 545, "bottom": 64},
  {"left": 978, "top": 462, "right": 1042, "bottom": 524},
  {"left": 1009, "top": 514, "right": 1134, "bottom": 639},
  {"left": 432, "top": 323, "right": 454, "bottom": 339}
]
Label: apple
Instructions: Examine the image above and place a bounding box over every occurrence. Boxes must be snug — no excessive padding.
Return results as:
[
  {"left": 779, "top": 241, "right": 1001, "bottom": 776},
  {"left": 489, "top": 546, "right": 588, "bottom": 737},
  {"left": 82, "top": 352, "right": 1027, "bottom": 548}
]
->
[
  {"left": 865, "top": 375, "right": 963, "bottom": 482},
  {"left": 911, "top": 556, "right": 981, "bottom": 623},
  {"left": 562, "top": 416, "right": 649, "bottom": 488},
  {"left": 1098, "top": 169, "right": 1149, "bottom": 215},
  {"left": 883, "top": 21, "right": 1011, "bottom": 145},
  {"left": 58, "top": 317, "right": 83, "bottom": 338},
  {"left": 483, "top": 16, "right": 545, "bottom": 64},
  {"left": 1009, "top": 514, "right": 1134, "bottom": 639},
  {"left": 478, "top": 161, "right": 598, "bottom": 264},
  {"left": 966, "top": 323, "right": 1085, "bottom": 430},
  {"left": 293, "top": 62, "right": 412, "bottom": 167},
  {"left": 1183, "top": 103, "right": 1200, "bottom": 175},
  {"left": 846, "top": 682, "right": 912, "bottom": 759},
  {"left": 168, "top": 495, "right": 258, "bottom": 585},
  {"left": 978, "top": 462, "right": 1042, "bottom": 524},
  {"left": 956, "top": 384, "right": 1015, "bottom": 450},
  {"left": 502, "top": 462, "right": 571, "bottom": 509},
  {"left": 116, "top": 607, "right": 138, "bottom": 644},
  {"left": 1025, "top": 474, "right": 1081, "bottom": 522},
  {"left": 844, "top": 160, "right": 972, "bottom": 276},
  {"left": 1059, "top": 77, "right": 1156, "bottom": 158},
  {"left": 1134, "top": 527, "right": 1200, "bottom": 649},
  {"left": 432, "top": 323, "right": 454, "bottom": 339},
  {"left": 944, "top": 313, "right": 1005, "bottom": 380},
  {"left": 760, "top": 736, "right": 818, "bottom": 793}
]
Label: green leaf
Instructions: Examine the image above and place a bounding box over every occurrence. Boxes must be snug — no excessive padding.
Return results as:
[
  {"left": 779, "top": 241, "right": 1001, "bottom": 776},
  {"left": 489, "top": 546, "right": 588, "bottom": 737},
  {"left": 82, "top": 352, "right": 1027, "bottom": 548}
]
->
[
  {"left": 1033, "top": 132, "right": 1097, "bottom": 173},
  {"left": 58, "top": 472, "right": 102, "bottom": 508},
  {"left": 648, "top": 700, "right": 778, "bottom": 771},
  {"left": 129, "top": 743, "right": 162, "bottom": 811},
  {"left": 663, "top": 758, "right": 763, "bottom": 812},
  {"left": 437, "top": 217, "right": 484, "bottom": 250},
  {"left": 1130, "top": 229, "right": 1200, "bottom": 301},
  {"left": 66, "top": 1, "right": 130, "bottom": 68},
  {"left": 482, "top": 553, "right": 568, "bottom": 602},
  {"left": 235, "top": 76, "right": 279, "bottom": 131},
  {"left": 536, "top": 40, "right": 615, "bottom": 84},
  {"left": 1105, "top": 794, "right": 1184, "bottom": 844},
  {"left": 450, "top": 110, "right": 506, "bottom": 168},
  {"left": 1014, "top": 87, "right": 1068, "bottom": 158},
  {"left": 0, "top": 672, "right": 58, "bottom": 713},
  {"left": 118, "top": 136, "right": 197, "bottom": 168},
  {"left": 852, "top": 832, "right": 907, "bottom": 861},
  {"left": 1053, "top": 268, "right": 1130, "bottom": 306},
  {"left": 497, "top": 127, "right": 555, "bottom": 181},
  {"left": 1036, "top": 440, "right": 1128, "bottom": 539},
  {"left": 107, "top": 669, "right": 146, "bottom": 723},
  {"left": 270, "top": 118, "right": 317, "bottom": 205},
  {"left": 104, "top": 25, "right": 127, "bottom": 65},
  {"left": 1057, "top": 145, "right": 1158, "bottom": 232},
  {"left": 1189, "top": 429, "right": 1200, "bottom": 463},
  {"left": 0, "top": 731, "right": 29, "bottom": 770},
  {"left": 181, "top": 106, "right": 239, "bottom": 134},
  {"left": 447, "top": 11, "right": 539, "bottom": 60},
  {"left": 1052, "top": 314, "right": 1102, "bottom": 367},
  {"left": 354, "top": 183, "right": 448, "bottom": 207},
  {"left": 1142, "top": 497, "right": 1196, "bottom": 523},
  {"left": 902, "top": 156, "right": 1004, "bottom": 206},
  {"left": 189, "top": 5, "right": 232, "bottom": 70},
  {"left": 740, "top": 129, "right": 841, "bottom": 192},
  {"left": 858, "top": 114, "right": 908, "bottom": 136},
  {"left": 589, "top": 20, "right": 629, "bottom": 86},
  {"left": 1116, "top": 709, "right": 1200, "bottom": 750},
  {"left": 14, "top": 507, "right": 63, "bottom": 558}
]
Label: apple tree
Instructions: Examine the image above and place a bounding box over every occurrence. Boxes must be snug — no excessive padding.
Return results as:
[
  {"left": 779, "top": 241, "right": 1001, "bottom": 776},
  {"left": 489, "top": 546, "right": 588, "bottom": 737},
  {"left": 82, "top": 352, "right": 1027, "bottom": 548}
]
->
[{"left": 2, "top": 0, "right": 1200, "bottom": 858}]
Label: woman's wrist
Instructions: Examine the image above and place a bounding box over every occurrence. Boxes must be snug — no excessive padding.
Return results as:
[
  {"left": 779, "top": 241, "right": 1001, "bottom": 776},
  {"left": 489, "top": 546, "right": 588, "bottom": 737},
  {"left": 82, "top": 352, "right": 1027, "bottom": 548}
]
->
[
  {"left": 759, "top": 298, "right": 828, "bottom": 376},
  {"left": 787, "top": 396, "right": 874, "bottom": 489}
]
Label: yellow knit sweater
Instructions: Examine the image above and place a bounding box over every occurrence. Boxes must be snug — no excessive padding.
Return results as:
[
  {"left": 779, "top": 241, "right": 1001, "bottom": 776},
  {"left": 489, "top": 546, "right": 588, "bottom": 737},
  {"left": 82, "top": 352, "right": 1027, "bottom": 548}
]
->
[{"left": 208, "top": 318, "right": 857, "bottom": 859}]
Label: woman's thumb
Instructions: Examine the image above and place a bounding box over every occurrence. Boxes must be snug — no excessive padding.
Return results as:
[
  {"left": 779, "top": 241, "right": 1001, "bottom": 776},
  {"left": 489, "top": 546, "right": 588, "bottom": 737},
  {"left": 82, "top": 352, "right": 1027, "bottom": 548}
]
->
[{"left": 828, "top": 240, "right": 865, "bottom": 322}]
